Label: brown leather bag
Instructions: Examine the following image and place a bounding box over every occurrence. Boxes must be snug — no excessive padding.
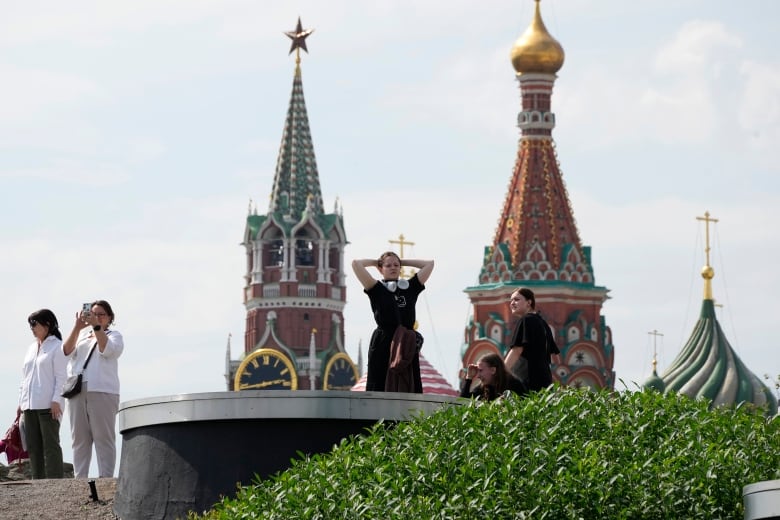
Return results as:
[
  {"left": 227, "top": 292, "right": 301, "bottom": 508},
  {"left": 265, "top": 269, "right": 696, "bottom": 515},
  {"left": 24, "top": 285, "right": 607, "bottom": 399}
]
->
[{"left": 385, "top": 325, "right": 418, "bottom": 392}]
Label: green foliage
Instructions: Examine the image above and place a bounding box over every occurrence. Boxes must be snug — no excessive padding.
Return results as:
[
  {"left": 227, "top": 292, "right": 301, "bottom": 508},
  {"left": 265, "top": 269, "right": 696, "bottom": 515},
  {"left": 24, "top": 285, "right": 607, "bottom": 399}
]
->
[
  {"left": 764, "top": 373, "right": 780, "bottom": 399},
  {"left": 192, "top": 388, "right": 780, "bottom": 519}
]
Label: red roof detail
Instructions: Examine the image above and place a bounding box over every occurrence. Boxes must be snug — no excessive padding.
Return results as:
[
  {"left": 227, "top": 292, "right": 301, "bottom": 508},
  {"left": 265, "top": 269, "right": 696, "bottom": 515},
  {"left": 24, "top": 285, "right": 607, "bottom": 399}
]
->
[{"left": 351, "top": 354, "right": 458, "bottom": 396}]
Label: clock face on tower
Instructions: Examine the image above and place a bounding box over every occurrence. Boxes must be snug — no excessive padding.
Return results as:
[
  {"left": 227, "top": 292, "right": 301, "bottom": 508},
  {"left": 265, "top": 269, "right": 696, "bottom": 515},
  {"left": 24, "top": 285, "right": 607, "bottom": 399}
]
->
[
  {"left": 322, "top": 352, "right": 359, "bottom": 391},
  {"left": 234, "top": 348, "right": 298, "bottom": 391}
]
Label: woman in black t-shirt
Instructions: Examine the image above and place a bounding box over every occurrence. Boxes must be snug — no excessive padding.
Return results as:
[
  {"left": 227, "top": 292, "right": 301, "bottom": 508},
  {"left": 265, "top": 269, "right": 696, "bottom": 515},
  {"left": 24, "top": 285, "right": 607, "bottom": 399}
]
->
[
  {"left": 505, "top": 288, "right": 556, "bottom": 392},
  {"left": 352, "top": 252, "right": 434, "bottom": 392}
]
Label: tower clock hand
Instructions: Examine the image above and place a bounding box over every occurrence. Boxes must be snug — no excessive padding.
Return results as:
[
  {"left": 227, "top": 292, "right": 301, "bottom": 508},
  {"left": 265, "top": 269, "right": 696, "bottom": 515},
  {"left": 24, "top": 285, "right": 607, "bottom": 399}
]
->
[{"left": 240, "top": 379, "right": 289, "bottom": 390}]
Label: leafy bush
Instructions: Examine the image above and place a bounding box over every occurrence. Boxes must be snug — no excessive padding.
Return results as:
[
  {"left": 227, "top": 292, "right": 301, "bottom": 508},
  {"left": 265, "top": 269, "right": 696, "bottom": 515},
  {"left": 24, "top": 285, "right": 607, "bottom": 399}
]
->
[{"left": 193, "top": 388, "right": 779, "bottom": 519}]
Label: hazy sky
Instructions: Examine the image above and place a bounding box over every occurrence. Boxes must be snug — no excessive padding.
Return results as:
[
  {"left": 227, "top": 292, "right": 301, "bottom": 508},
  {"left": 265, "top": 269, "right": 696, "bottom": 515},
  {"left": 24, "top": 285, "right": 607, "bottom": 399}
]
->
[{"left": 2, "top": 0, "right": 778, "bottom": 476}]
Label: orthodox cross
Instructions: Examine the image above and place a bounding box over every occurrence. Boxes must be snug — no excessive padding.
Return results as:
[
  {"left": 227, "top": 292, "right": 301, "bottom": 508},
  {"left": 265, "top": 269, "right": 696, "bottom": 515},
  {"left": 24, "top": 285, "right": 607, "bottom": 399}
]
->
[
  {"left": 648, "top": 329, "right": 663, "bottom": 374},
  {"left": 389, "top": 234, "right": 415, "bottom": 278},
  {"left": 696, "top": 211, "right": 719, "bottom": 268},
  {"left": 285, "top": 17, "right": 314, "bottom": 66}
]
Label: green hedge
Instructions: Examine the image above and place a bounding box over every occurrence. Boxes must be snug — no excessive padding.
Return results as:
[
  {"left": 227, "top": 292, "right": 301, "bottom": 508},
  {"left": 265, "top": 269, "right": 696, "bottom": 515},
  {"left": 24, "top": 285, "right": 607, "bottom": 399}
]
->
[{"left": 194, "top": 388, "right": 780, "bottom": 519}]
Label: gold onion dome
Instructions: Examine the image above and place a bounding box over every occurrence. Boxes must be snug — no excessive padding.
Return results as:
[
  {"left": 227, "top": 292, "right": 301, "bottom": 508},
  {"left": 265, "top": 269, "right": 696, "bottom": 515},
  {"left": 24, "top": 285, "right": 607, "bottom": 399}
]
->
[{"left": 510, "top": 0, "right": 565, "bottom": 75}]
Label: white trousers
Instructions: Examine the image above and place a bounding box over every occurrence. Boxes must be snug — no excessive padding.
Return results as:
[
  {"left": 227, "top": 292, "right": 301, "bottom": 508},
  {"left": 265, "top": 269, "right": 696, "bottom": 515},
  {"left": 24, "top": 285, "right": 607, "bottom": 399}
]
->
[{"left": 67, "top": 382, "right": 119, "bottom": 478}]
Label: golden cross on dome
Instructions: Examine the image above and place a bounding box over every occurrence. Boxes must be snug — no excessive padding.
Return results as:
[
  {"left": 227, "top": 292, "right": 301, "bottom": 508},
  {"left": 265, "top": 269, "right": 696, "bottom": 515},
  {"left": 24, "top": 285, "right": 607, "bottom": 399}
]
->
[
  {"left": 389, "top": 233, "right": 415, "bottom": 278},
  {"left": 648, "top": 329, "right": 664, "bottom": 372},
  {"left": 285, "top": 17, "right": 314, "bottom": 64},
  {"left": 696, "top": 210, "right": 719, "bottom": 300},
  {"left": 696, "top": 210, "right": 719, "bottom": 268}
]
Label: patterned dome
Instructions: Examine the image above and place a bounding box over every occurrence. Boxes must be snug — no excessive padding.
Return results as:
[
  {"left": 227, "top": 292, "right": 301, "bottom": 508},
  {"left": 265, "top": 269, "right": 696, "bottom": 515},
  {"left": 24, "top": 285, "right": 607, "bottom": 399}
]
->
[
  {"left": 643, "top": 368, "right": 666, "bottom": 393},
  {"left": 352, "top": 354, "right": 458, "bottom": 396},
  {"left": 510, "top": 0, "right": 565, "bottom": 75},
  {"left": 660, "top": 299, "right": 777, "bottom": 415}
]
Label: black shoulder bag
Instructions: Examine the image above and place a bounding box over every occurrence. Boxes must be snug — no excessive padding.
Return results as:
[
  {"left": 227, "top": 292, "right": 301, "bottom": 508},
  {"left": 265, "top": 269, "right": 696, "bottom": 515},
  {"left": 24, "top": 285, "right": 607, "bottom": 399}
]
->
[{"left": 61, "top": 341, "right": 97, "bottom": 399}]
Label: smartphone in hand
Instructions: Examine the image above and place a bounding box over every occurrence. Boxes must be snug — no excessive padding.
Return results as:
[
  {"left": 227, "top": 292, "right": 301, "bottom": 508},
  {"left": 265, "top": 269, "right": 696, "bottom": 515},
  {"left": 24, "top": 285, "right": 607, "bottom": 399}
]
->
[{"left": 82, "top": 302, "right": 92, "bottom": 318}]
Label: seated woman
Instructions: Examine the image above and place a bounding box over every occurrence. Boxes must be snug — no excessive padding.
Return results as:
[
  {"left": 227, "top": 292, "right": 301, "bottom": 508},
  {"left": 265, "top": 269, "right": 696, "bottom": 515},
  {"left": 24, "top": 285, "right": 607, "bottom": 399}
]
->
[{"left": 460, "top": 353, "right": 528, "bottom": 401}]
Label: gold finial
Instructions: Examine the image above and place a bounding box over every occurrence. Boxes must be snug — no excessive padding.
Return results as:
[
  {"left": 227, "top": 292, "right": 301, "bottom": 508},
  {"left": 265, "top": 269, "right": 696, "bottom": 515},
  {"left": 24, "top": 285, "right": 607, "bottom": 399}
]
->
[
  {"left": 648, "top": 329, "right": 663, "bottom": 373},
  {"left": 389, "top": 233, "right": 416, "bottom": 278},
  {"left": 696, "top": 211, "right": 719, "bottom": 300},
  {"left": 510, "top": 0, "right": 565, "bottom": 75}
]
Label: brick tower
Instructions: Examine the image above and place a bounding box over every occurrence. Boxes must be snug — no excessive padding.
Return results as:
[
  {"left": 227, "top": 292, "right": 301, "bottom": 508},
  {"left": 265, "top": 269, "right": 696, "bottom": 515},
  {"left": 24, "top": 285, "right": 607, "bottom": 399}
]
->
[
  {"left": 461, "top": 0, "right": 615, "bottom": 389},
  {"left": 226, "top": 19, "right": 357, "bottom": 391}
]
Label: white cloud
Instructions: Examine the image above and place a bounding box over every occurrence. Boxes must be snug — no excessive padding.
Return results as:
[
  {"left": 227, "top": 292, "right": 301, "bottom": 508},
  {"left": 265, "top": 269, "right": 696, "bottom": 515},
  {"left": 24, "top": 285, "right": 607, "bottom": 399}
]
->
[
  {"left": 125, "top": 137, "right": 167, "bottom": 163},
  {"left": 654, "top": 20, "right": 742, "bottom": 76},
  {"left": 0, "top": 63, "right": 100, "bottom": 122},
  {"left": 0, "top": 159, "right": 129, "bottom": 185},
  {"left": 0, "top": 0, "right": 226, "bottom": 46},
  {"left": 738, "top": 60, "right": 780, "bottom": 168}
]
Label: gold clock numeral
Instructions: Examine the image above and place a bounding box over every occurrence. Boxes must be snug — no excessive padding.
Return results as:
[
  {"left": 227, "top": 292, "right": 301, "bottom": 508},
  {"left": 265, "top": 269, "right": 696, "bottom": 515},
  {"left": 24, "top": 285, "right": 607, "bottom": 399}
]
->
[{"left": 234, "top": 348, "right": 299, "bottom": 391}]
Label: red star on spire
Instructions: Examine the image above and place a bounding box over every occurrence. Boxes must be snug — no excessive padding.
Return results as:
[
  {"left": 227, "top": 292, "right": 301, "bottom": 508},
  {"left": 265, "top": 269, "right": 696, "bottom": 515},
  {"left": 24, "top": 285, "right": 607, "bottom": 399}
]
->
[{"left": 285, "top": 17, "right": 314, "bottom": 55}]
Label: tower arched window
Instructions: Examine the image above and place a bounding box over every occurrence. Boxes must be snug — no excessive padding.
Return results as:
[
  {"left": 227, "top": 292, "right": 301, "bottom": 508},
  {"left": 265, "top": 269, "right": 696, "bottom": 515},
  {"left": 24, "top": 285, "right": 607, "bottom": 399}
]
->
[
  {"left": 296, "top": 240, "right": 314, "bottom": 266},
  {"left": 269, "top": 239, "right": 284, "bottom": 267}
]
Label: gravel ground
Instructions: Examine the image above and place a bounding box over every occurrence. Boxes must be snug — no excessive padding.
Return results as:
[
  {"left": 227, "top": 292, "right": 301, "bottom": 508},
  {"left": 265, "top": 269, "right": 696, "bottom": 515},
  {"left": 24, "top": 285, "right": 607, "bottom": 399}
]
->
[{"left": 0, "top": 478, "right": 117, "bottom": 520}]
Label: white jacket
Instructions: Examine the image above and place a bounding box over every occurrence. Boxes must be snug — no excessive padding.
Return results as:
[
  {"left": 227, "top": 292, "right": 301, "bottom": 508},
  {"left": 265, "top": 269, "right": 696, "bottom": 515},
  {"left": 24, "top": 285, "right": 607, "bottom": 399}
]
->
[
  {"left": 65, "top": 328, "right": 124, "bottom": 395},
  {"left": 19, "top": 335, "right": 68, "bottom": 410}
]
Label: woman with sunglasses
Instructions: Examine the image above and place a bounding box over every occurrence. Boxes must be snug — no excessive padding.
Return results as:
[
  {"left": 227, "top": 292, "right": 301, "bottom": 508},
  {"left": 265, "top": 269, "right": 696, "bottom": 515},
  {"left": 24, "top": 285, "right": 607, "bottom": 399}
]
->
[
  {"left": 62, "top": 300, "right": 124, "bottom": 478},
  {"left": 17, "top": 309, "right": 68, "bottom": 478}
]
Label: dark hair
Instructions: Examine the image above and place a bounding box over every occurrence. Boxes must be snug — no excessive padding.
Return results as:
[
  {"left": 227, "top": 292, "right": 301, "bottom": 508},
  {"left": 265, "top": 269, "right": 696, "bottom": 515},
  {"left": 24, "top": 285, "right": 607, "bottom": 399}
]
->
[
  {"left": 27, "top": 309, "right": 62, "bottom": 340},
  {"left": 514, "top": 288, "right": 536, "bottom": 310},
  {"left": 91, "top": 300, "right": 116, "bottom": 326},
  {"left": 478, "top": 352, "right": 508, "bottom": 396},
  {"left": 377, "top": 251, "right": 401, "bottom": 267}
]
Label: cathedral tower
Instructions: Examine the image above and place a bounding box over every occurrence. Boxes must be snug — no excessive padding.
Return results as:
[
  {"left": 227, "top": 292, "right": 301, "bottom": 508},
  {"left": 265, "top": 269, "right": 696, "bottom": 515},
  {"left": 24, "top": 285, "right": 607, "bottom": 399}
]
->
[
  {"left": 227, "top": 19, "right": 357, "bottom": 391},
  {"left": 462, "top": 0, "right": 615, "bottom": 389}
]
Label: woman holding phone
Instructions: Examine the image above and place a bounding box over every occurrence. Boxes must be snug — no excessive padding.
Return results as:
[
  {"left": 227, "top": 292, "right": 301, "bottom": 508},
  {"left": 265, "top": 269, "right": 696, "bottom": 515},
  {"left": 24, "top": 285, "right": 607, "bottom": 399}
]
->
[{"left": 62, "top": 300, "right": 124, "bottom": 478}]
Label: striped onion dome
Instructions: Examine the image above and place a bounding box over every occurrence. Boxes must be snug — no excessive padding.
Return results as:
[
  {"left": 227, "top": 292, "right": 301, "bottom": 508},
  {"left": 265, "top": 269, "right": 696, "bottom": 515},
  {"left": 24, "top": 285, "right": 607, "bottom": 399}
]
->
[
  {"left": 352, "top": 354, "right": 458, "bottom": 396},
  {"left": 660, "top": 299, "right": 777, "bottom": 416}
]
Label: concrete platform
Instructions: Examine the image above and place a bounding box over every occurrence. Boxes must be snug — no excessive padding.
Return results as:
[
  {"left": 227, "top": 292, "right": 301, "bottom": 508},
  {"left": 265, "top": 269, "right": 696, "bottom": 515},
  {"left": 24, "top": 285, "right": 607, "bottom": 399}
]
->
[
  {"left": 744, "top": 479, "right": 780, "bottom": 520},
  {"left": 113, "top": 390, "right": 460, "bottom": 520}
]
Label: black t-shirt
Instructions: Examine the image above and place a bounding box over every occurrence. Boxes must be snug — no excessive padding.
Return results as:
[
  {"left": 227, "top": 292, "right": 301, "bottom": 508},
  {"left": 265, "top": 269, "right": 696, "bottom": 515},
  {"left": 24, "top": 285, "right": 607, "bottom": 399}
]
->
[
  {"left": 510, "top": 312, "right": 554, "bottom": 391},
  {"left": 365, "top": 274, "right": 424, "bottom": 330}
]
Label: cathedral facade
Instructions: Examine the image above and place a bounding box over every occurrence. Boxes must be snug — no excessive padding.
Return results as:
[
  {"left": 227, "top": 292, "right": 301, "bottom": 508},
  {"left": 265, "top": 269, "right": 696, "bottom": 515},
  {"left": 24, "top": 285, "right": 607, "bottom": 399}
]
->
[{"left": 461, "top": 0, "right": 615, "bottom": 390}]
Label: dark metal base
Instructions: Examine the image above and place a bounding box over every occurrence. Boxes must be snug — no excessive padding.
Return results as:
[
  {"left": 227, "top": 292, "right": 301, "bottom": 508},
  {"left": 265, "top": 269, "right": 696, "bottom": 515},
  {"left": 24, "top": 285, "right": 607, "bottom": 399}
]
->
[{"left": 113, "top": 390, "right": 458, "bottom": 520}]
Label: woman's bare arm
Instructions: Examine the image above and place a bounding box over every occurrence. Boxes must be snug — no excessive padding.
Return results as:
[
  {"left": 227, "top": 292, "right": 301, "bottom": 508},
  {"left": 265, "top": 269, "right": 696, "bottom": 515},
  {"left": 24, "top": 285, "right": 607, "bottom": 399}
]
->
[
  {"left": 351, "top": 258, "right": 379, "bottom": 290},
  {"left": 404, "top": 259, "right": 434, "bottom": 285}
]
